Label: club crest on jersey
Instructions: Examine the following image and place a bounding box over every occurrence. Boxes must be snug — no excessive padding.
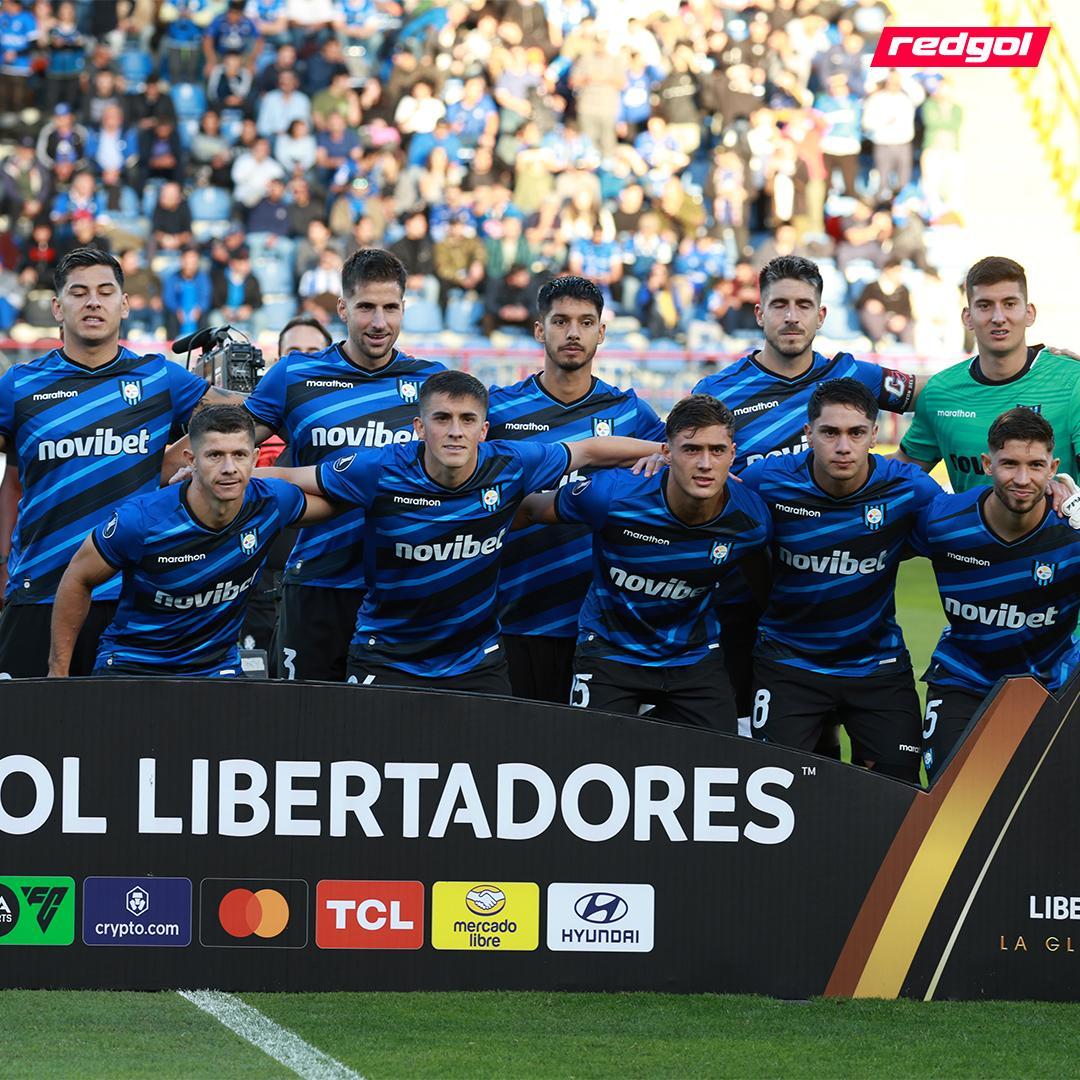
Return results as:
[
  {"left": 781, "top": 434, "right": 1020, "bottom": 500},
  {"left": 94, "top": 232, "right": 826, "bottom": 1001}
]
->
[
  {"left": 239, "top": 528, "right": 259, "bottom": 556},
  {"left": 863, "top": 504, "right": 886, "bottom": 531},
  {"left": 1033, "top": 560, "right": 1056, "bottom": 586},
  {"left": 118, "top": 379, "right": 142, "bottom": 406},
  {"left": 591, "top": 417, "right": 614, "bottom": 437},
  {"left": 479, "top": 485, "right": 502, "bottom": 513},
  {"left": 709, "top": 540, "right": 732, "bottom": 565},
  {"left": 397, "top": 377, "right": 420, "bottom": 404}
]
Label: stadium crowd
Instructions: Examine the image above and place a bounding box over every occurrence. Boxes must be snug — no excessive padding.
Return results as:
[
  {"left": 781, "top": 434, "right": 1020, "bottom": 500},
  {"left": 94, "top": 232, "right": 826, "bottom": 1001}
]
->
[{"left": 0, "top": 0, "right": 965, "bottom": 354}]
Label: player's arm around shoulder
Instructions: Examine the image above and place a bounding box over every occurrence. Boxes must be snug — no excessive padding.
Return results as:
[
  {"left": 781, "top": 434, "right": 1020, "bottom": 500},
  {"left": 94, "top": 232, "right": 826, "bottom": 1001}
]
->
[
  {"left": 567, "top": 434, "right": 664, "bottom": 473},
  {"left": 892, "top": 375, "right": 942, "bottom": 472},
  {"left": 49, "top": 535, "right": 119, "bottom": 677}
]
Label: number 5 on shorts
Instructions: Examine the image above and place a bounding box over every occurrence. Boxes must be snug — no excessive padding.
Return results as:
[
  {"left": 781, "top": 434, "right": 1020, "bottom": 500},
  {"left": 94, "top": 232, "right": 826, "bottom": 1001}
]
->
[
  {"left": 570, "top": 673, "right": 592, "bottom": 708},
  {"left": 923, "top": 698, "right": 942, "bottom": 740}
]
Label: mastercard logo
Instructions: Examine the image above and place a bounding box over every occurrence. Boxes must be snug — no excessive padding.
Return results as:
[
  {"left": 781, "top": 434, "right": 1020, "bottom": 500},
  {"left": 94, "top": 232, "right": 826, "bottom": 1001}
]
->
[{"left": 218, "top": 888, "right": 291, "bottom": 939}]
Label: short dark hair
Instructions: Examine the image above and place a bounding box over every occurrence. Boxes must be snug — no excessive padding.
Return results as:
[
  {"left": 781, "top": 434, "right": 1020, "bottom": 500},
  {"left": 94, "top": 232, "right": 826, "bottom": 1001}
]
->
[
  {"left": 807, "top": 377, "right": 879, "bottom": 424},
  {"left": 537, "top": 275, "right": 604, "bottom": 318},
  {"left": 965, "top": 256, "right": 1028, "bottom": 301},
  {"left": 665, "top": 394, "right": 735, "bottom": 442},
  {"left": 758, "top": 255, "right": 823, "bottom": 301},
  {"left": 341, "top": 247, "right": 407, "bottom": 298},
  {"left": 987, "top": 407, "right": 1054, "bottom": 453},
  {"left": 277, "top": 314, "right": 333, "bottom": 357},
  {"left": 418, "top": 370, "right": 488, "bottom": 415},
  {"left": 54, "top": 248, "right": 123, "bottom": 293},
  {"left": 189, "top": 405, "right": 256, "bottom": 447}
]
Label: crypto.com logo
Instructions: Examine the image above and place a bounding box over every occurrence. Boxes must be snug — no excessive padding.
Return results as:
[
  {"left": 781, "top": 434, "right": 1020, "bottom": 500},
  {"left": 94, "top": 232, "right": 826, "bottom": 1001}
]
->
[{"left": 871, "top": 27, "right": 1050, "bottom": 67}]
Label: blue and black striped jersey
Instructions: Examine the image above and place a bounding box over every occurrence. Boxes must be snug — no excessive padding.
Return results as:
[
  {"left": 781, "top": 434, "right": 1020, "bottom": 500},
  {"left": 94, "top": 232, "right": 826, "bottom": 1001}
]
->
[
  {"left": 554, "top": 470, "right": 772, "bottom": 666},
  {"left": 487, "top": 374, "right": 666, "bottom": 638},
  {"left": 911, "top": 488, "right": 1080, "bottom": 693},
  {"left": 92, "top": 477, "right": 307, "bottom": 676},
  {"left": 0, "top": 347, "right": 207, "bottom": 605},
  {"left": 740, "top": 451, "right": 942, "bottom": 677},
  {"left": 693, "top": 350, "right": 915, "bottom": 470},
  {"left": 317, "top": 438, "right": 571, "bottom": 677},
  {"left": 243, "top": 344, "right": 445, "bottom": 590}
]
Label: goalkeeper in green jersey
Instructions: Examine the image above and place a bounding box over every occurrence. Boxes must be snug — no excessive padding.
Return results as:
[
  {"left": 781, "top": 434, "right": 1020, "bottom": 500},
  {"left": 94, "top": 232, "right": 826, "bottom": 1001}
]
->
[{"left": 896, "top": 257, "right": 1080, "bottom": 489}]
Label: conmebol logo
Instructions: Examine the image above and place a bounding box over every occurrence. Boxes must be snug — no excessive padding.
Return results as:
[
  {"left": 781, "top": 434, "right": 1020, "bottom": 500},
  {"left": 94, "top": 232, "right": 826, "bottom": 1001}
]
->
[{"left": 871, "top": 26, "right": 1050, "bottom": 67}]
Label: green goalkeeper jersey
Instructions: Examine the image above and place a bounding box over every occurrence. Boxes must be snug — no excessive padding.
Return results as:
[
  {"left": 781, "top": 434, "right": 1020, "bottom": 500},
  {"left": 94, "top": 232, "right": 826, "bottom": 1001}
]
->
[{"left": 900, "top": 345, "right": 1080, "bottom": 492}]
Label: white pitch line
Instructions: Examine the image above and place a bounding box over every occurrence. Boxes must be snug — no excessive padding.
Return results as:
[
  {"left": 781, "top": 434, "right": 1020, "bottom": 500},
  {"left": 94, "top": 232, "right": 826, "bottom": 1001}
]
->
[{"left": 178, "top": 989, "right": 363, "bottom": 1080}]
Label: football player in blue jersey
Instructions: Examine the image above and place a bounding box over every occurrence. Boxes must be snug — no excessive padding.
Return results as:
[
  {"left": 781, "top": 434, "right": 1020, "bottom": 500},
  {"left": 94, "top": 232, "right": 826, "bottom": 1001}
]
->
[
  {"left": 49, "top": 407, "right": 335, "bottom": 678},
  {"left": 488, "top": 276, "right": 667, "bottom": 705},
  {"left": 741, "top": 378, "right": 944, "bottom": 783},
  {"left": 241, "top": 247, "right": 445, "bottom": 683},
  {"left": 689, "top": 255, "right": 919, "bottom": 732},
  {"left": 257, "top": 370, "right": 663, "bottom": 695},
  {"left": 516, "top": 394, "right": 772, "bottom": 730},
  {"left": 0, "top": 248, "right": 231, "bottom": 678},
  {"left": 912, "top": 409, "right": 1080, "bottom": 778}
]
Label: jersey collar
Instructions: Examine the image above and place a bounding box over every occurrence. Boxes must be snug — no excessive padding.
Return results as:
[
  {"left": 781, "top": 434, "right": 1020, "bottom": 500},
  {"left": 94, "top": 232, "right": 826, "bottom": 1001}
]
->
[
  {"left": 806, "top": 451, "right": 878, "bottom": 500},
  {"left": 336, "top": 343, "right": 403, "bottom": 376},
  {"left": 58, "top": 346, "right": 126, "bottom": 373},
  {"left": 976, "top": 487, "right": 1052, "bottom": 546},
  {"left": 968, "top": 344, "right": 1044, "bottom": 386},
  {"left": 532, "top": 372, "right": 599, "bottom": 407},
  {"left": 746, "top": 349, "right": 827, "bottom": 385}
]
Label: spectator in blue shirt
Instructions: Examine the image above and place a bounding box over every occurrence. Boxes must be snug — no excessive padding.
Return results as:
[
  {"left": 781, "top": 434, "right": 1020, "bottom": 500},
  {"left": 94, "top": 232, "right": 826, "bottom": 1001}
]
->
[
  {"left": 618, "top": 52, "right": 661, "bottom": 138},
  {"left": 163, "top": 246, "right": 212, "bottom": 338},
  {"left": 44, "top": 2, "right": 85, "bottom": 112},
  {"left": 256, "top": 69, "right": 312, "bottom": 139},
  {"left": 0, "top": 0, "right": 37, "bottom": 112},
  {"left": 204, "top": 0, "right": 262, "bottom": 75},
  {"left": 445, "top": 75, "right": 499, "bottom": 149}
]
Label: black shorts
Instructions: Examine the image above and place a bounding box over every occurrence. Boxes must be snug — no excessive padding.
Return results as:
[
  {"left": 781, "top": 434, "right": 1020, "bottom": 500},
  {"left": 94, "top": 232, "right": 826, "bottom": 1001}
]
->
[
  {"left": 346, "top": 644, "right": 512, "bottom": 696},
  {"left": 277, "top": 583, "right": 364, "bottom": 682},
  {"left": 502, "top": 633, "right": 576, "bottom": 704},
  {"left": 0, "top": 600, "right": 117, "bottom": 679},
  {"left": 922, "top": 683, "right": 987, "bottom": 780},
  {"left": 751, "top": 655, "right": 922, "bottom": 775},
  {"left": 571, "top": 646, "right": 737, "bottom": 733},
  {"left": 719, "top": 609, "right": 759, "bottom": 724}
]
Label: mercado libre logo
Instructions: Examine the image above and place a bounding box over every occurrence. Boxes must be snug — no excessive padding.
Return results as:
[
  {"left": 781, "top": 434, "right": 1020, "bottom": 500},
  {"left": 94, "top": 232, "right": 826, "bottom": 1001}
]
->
[
  {"left": 199, "top": 879, "right": 308, "bottom": 948},
  {"left": 432, "top": 881, "right": 539, "bottom": 951}
]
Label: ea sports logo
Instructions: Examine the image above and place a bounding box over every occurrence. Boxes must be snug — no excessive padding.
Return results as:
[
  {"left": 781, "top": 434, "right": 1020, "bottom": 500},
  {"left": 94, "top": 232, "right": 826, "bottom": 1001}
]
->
[{"left": 218, "top": 888, "right": 291, "bottom": 939}]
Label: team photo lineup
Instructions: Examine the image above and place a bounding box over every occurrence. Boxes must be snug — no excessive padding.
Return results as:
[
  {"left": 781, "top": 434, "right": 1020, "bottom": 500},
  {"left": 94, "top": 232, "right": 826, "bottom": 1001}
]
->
[{"left": 1, "top": 0, "right": 1079, "bottom": 795}]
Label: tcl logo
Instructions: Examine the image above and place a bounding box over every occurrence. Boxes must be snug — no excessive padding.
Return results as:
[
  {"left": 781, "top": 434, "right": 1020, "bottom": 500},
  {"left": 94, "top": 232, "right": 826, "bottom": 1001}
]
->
[
  {"left": 871, "top": 27, "right": 1050, "bottom": 67},
  {"left": 315, "top": 880, "right": 424, "bottom": 949}
]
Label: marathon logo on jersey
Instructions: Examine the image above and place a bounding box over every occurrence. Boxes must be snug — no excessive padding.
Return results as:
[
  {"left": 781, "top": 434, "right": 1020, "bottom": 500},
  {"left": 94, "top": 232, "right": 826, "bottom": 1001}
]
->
[
  {"left": 480, "top": 484, "right": 502, "bottom": 513},
  {"left": 871, "top": 26, "right": 1049, "bottom": 67},
  {"left": 710, "top": 540, "right": 732, "bottom": 565},
  {"left": 397, "top": 377, "right": 420, "bottom": 404},
  {"left": 154, "top": 568, "right": 259, "bottom": 610},
  {"left": 943, "top": 596, "right": 1058, "bottom": 628},
  {"left": 778, "top": 547, "right": 887, "bottom": 576},
  {"left": 395, "top": 527, "right": 508, "bottom": 563},
  {"left": 863, "top": 504, "right": 886, "bottom": 532},
  {"left": 37, "top": 427, "right": 151, "bottom": 461},
  {"left": 609, "top": 566, "right": 709, "bottom": 599},
  {"left": 118, "top": 378, "right": 143, "bottom": 407},
  {"left": 312, "top": 421, "right": 417, "bottom": 449},
  {"left": 239, "top": 528, "right": 259, "bottom": 557},
  {"left": 591, "top": 417, "right": 614, "bottom": 437},
  {"left": 1033, "top": 560, "right": 1056, "bottom": 587}
]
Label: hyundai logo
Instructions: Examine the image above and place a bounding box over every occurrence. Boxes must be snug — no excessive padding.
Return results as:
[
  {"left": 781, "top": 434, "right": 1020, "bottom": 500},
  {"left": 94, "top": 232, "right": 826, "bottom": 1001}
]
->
[{"left": 574, "top": 892, "right": 628, "bottom": 924}]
